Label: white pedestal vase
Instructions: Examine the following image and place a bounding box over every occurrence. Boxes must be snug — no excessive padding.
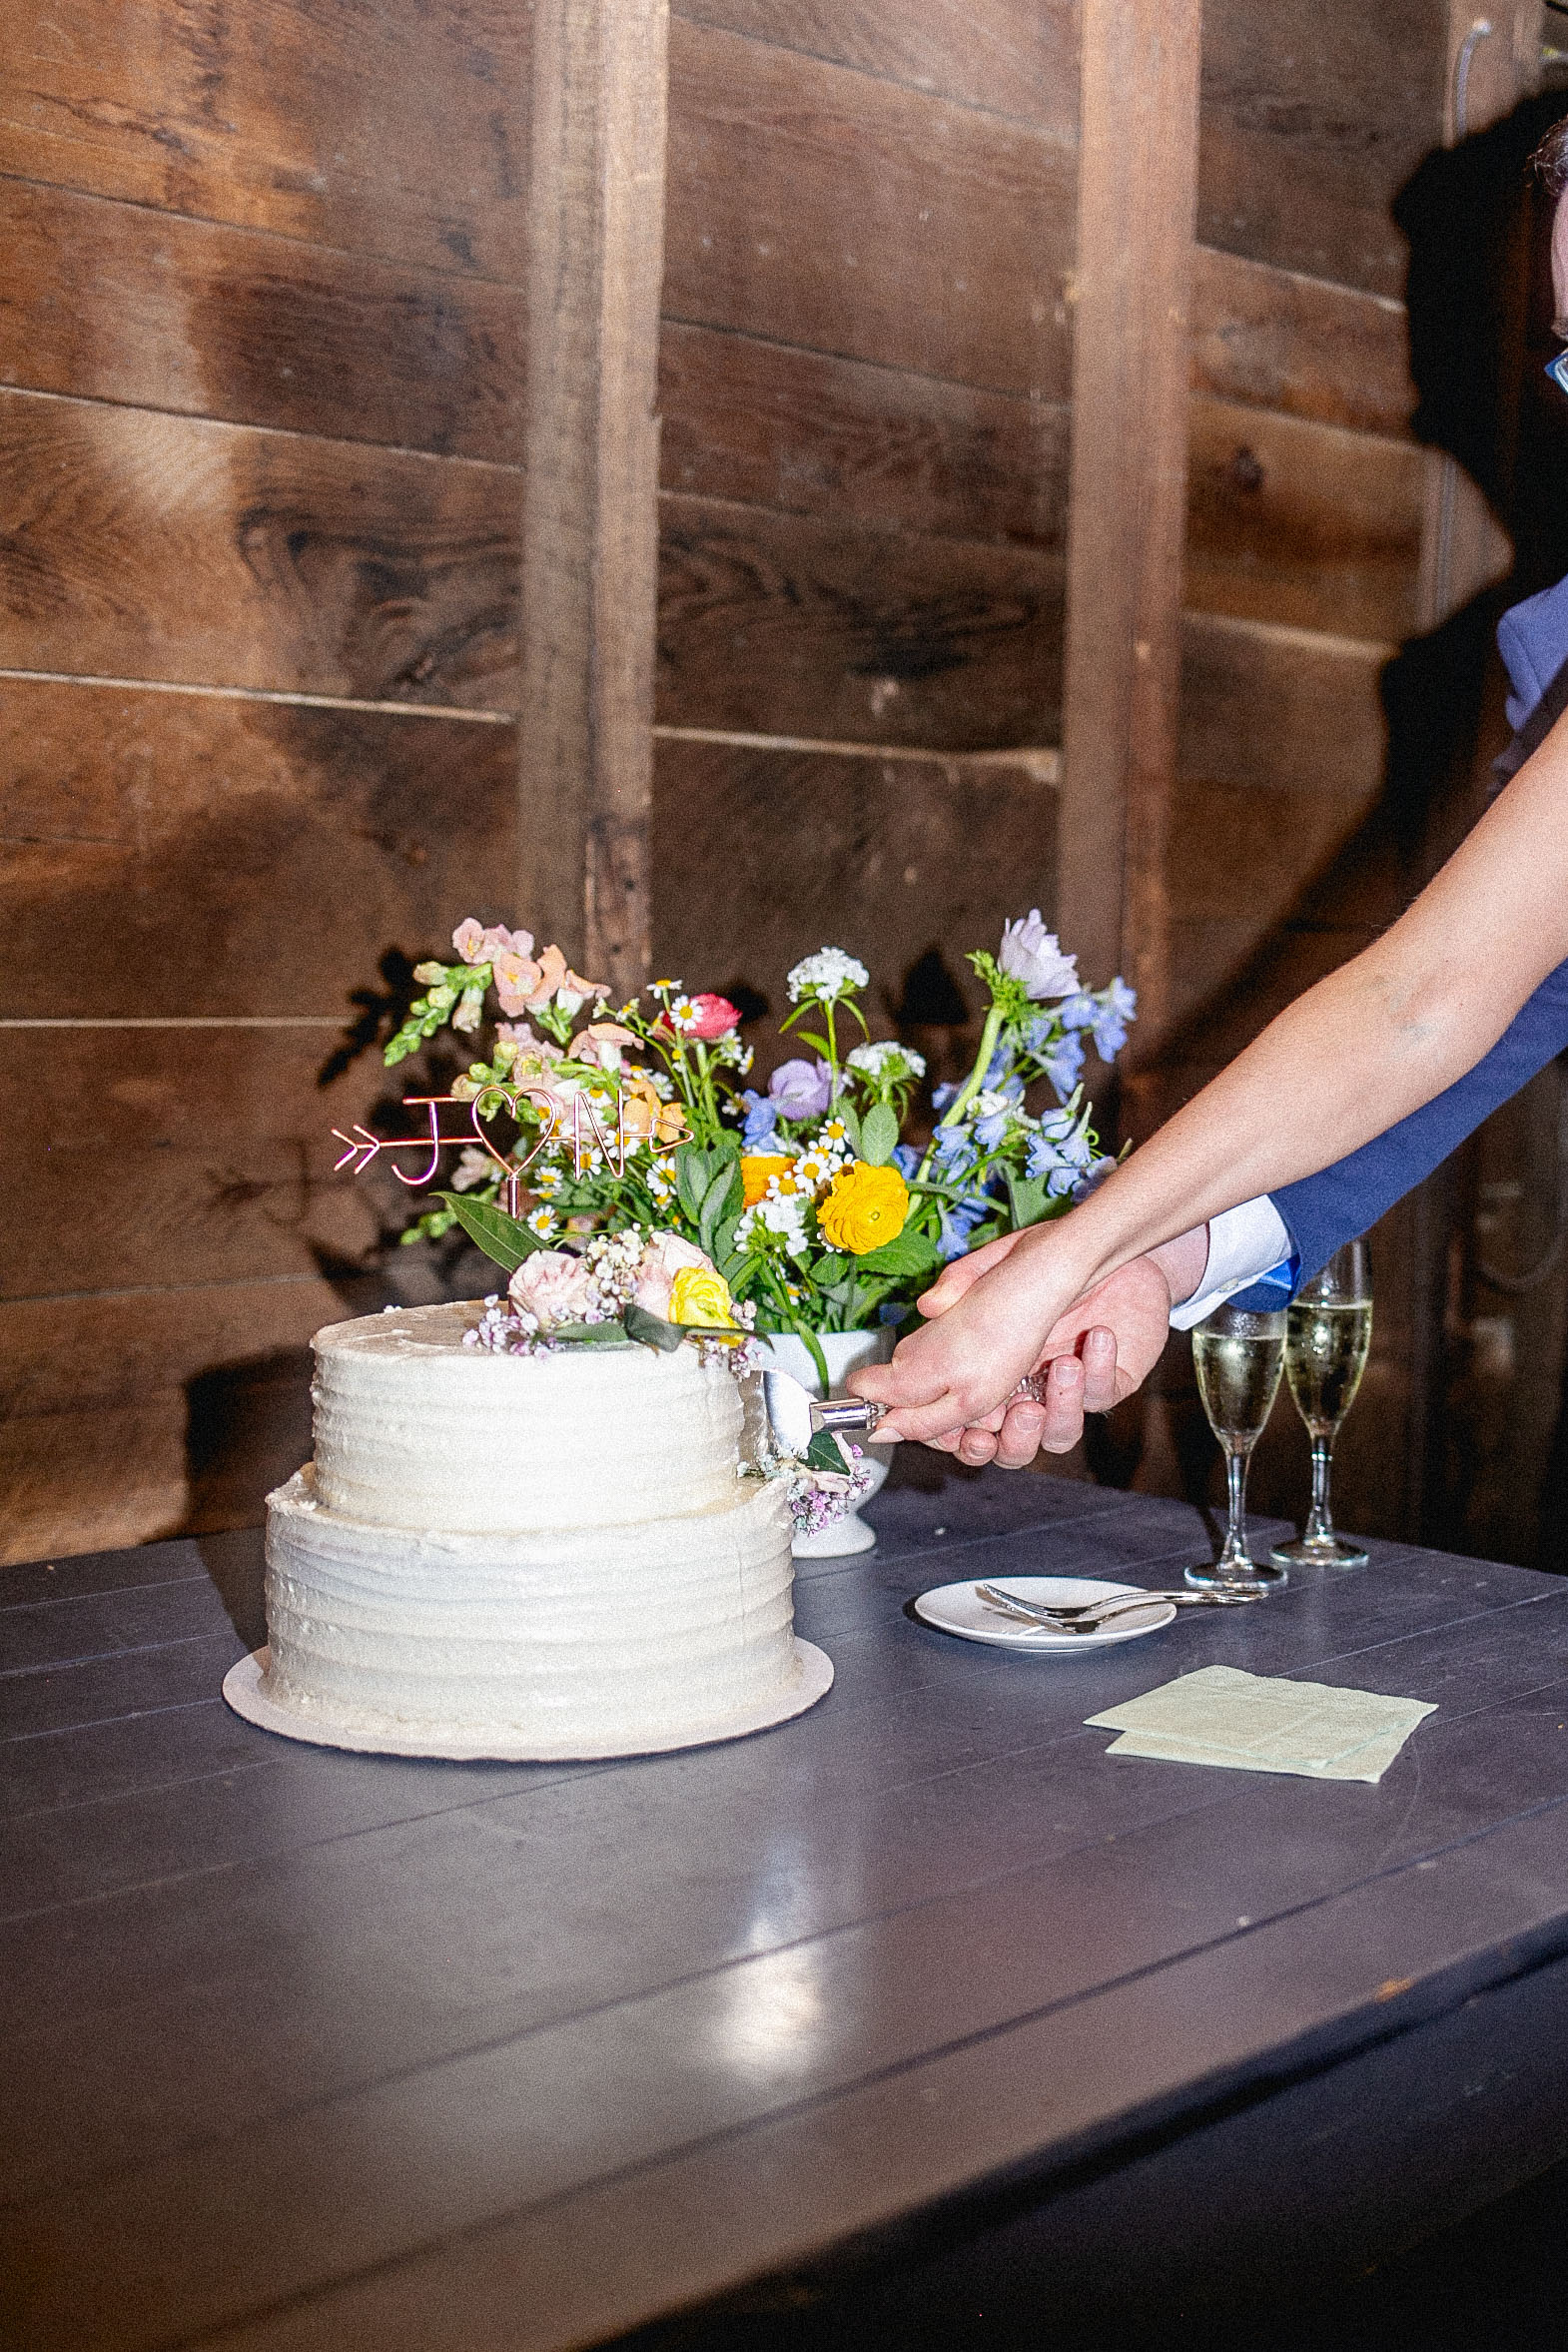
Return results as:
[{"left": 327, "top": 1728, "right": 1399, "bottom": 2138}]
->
[{"left": 755, "top": 1326, "right": 897, "bottom": 1558}]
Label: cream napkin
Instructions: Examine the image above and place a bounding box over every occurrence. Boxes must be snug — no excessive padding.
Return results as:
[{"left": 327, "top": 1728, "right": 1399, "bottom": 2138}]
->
[{"left": 1085, "top": 1664, "right": 1435, "bottom": 1784}]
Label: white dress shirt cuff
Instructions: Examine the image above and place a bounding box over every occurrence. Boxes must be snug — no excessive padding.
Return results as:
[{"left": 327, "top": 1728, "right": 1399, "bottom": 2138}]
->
[{"left": 1167, "top": 1196, "right": 1294, "bottom": 1329}]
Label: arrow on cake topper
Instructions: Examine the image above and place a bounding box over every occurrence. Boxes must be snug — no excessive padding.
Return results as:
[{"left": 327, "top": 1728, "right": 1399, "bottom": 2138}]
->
[{"left": 333, "top": 1085, "right": 630, "bottom": 1215}]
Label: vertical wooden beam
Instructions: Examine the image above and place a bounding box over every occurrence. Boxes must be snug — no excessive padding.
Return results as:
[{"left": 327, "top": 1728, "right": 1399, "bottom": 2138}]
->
[
  {"left": 521, "top": 0, "right": 668, "bottom": 996},
  {"left": 1059, "top": 0, "right": 1202, "bottom": 1071}
]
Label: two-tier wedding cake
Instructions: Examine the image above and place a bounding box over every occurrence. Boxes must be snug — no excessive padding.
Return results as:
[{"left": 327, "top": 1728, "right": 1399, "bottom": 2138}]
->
[{"left": 222, "top": 1301, "right": 831, "bottom": 1760}]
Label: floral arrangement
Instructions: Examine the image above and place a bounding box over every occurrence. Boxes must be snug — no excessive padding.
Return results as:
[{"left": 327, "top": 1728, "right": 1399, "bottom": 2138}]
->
[{"left": 368, "top": 910, "right": 1134, "bottom": 1389}]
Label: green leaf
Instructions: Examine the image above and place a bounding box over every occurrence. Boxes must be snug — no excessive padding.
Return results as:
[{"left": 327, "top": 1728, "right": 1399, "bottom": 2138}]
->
[
  {"left": 813, "top": 1252, "right": 849, "bottom": 1286},
  {"left": 833, "top": 1098, "right": 863, "bottom": 1155},
  {"left": 674, "top": 1144, "right": 714, "bottom": 1224},
  {"left": 804, "top": 1430, "right": 850, "bottom": 1476},
  {"left": 549, "top": 1319, "right": 630, "bottom": 1345},
  {"left": 623, "top": 1300, "right": 686, "bottom": 1351},
  {"left": 698, "top": 1160, "right": 742, "bottom": 1246},
  {"left": 436, "top": 1191, "right": 540, "bottom": 1273},
  {"left": 1005, "top": 1169, "right": 1051, "bottom": 1230},
  {"left": 851, "top": 1227, "right": 942, "bottom": 1278},
  {"left": 860, "top": 1103, "right": 899, "bottom": 1166}
]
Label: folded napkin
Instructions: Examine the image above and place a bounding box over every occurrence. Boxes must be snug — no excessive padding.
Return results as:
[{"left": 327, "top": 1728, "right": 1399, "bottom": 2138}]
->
[{"left": 1086, "top": 1664, "right": 1435, "bottom": 1784}]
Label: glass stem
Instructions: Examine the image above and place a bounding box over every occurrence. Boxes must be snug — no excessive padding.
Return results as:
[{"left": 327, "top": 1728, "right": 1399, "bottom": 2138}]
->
[
  {"left": 1304, "top": 1434, "right": 1334, "bottom": 1544},
  {"left": 1217, "top": 1442, "right": 1252, "bottom": 1568}
]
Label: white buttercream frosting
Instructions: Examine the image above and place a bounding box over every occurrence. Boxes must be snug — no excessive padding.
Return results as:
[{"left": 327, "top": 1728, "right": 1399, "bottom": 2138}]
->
[
  {"left": 311, "top": 1303, "right": 743, "bottom": 1532},
  {"left": 262, "top": 1303, "right": 800, "bottom": 1756}
]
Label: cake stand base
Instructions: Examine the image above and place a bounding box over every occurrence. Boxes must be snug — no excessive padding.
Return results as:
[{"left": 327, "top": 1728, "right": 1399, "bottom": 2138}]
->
[{"left": 221, "top": 1639, "right": 834, "bottom": 1763}]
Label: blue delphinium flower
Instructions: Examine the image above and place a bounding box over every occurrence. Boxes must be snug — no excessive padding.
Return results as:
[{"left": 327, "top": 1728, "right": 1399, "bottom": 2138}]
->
[
  {"left": 891, "top": 1143, "right": 921, "bottom": 1177},
  {"left": 973, "top": 1109, "right": 1012, "bottom": 1152},
  {"left": 937, "top": 1196, "right": 991, "bottom": 1260},
  {"left": 931, "top": 1082, "right": 960, "bottom": 1114},
  {"left": 931, "top": 1123, "right": 979, "bottom": 1180},
  {"left": 739, "top": 1091, "right": 778, "bottom": 1148},
  {"left": 1059, "top": 992, "right": 1099, "bottom": 1033},
  {"left": 1090, "top": 978, "right": 1137, "bottom": 1061},
  {"left": 1041, "top": 1033, "right": 1085, "bottom": 1099}
]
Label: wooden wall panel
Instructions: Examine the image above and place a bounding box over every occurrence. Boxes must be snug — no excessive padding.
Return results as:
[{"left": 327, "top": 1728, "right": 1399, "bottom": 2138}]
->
[
  {"left": 0, "top": 1, "right": 528, "bottom": 278},
  {"left": 0, "top": 392, "right": 519, "bottom": 707},
  {"left": 0, "top": 1031, "right": 391, "bottom": 1300},
  {"left": 1198, "top": 0, "right": 1447, "bottom": 297},
  {"left": 0, "top": 682, "right": 517, "bottom": 1017},
  {"left": 671, "top": 1, "right": 1080, "bottom": 130},
  {"left": 1184, "top": 397, "right": 1425, "bottom": 641},
  {"left": 658, "top": 324, "right": 1068, "bottom": 547},
  {"left": 656, "top": 494, "right": 1063, "bottom": 749},
  {"left": 650, "top": 738, "right": 1059, "bottom": 1023},
  {"left": 664, "top": 19, "right": 1075, "bottom": 397},
  {"left": 1191, "top": 248, "right": 1413, "bottom": 439},
  {"left": 0, "top": 1275, "right": 387, "bottom": 1567},
  {"left": 1177, "top": 611, "right": 1390, "bottom": 795},
  {"left": 0, "top": 181, "right": 524, "bottom": 459}
]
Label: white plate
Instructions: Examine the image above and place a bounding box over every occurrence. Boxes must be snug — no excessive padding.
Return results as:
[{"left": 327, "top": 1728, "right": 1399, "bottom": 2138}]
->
[{"left": 913, "top": 1575, "right": 1176, "bottom": 1653}]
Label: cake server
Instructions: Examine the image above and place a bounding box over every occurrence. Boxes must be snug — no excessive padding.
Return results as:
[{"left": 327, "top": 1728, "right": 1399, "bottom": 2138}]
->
[{"left": 760, "top": 1367, "right": 1047, "bottom": 1459}]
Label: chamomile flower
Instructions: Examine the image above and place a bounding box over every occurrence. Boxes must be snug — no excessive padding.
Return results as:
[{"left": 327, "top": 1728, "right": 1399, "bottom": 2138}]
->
[{"left": 526, "top": 1205, "right": 558, "bottom": 1240}]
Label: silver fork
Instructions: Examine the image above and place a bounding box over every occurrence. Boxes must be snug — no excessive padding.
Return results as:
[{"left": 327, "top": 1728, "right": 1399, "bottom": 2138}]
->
[{"left": 975, "top": 1580, "right": 1263, "bottom": 1633}]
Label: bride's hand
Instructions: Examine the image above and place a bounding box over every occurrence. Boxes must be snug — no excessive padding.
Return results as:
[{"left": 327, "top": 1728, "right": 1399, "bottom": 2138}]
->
[
  {"left": 848, "top": 1223, "right": 1089, "bottom": 1443},
  {"left": 849, "top": 1244, "right": 1176, "bottom": 1460}
]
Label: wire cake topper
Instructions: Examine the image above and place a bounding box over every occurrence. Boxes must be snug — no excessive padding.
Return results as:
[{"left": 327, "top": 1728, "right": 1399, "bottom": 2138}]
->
[{"left": 332, "top": 1084, "right": 629, "bottom": 1218}]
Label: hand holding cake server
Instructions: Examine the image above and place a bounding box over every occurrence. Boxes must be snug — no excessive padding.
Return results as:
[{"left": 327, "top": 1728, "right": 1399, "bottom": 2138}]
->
[{"left": 852, "top": 122, "right": 1568, "bottom": 1464}]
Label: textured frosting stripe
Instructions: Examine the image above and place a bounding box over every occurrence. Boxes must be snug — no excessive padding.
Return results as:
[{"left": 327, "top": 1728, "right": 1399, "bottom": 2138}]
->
[
  {"left": 311, "top": 1303, "right": 743, "bottom": 1533},
  {"left": 265, "top": 1468, "right": 795, "bottom": 1746}
]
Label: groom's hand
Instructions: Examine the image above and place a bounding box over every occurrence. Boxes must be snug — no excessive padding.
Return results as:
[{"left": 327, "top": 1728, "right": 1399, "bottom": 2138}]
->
[{"left": 935, "top": 1254, "right": 1177, "bottom": 1466}]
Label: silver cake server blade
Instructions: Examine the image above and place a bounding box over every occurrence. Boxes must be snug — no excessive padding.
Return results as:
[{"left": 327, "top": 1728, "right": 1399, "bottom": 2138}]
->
[{"left": 759, "top": 1366, "right": 1046, "bottom": 1459}]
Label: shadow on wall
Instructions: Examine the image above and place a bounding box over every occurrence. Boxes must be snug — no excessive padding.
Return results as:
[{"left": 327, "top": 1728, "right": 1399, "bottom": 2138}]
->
[{"left": 1108, "top": 93, "right": 1568, "bottom": 1557}]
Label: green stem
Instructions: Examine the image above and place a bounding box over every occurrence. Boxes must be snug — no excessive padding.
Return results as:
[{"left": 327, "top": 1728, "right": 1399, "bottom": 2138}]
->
[{"left": 916, "top": 1001, "right": 1006, "bottom": 1182}]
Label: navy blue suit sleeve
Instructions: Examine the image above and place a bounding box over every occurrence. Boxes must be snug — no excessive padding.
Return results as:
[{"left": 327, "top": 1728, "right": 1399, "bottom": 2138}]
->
[{"left": 1247, "top": 961, "right": 1568, "bottom": 1296}]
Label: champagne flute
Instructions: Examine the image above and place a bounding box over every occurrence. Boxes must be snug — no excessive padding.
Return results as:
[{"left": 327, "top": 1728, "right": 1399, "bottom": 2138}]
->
[
  {"left": 1188, "top": 1302, "right": 1287, "bottom": 1590},
  {"left": 1269, "top": 1240, "right": 1372, "bottom": 1569}
]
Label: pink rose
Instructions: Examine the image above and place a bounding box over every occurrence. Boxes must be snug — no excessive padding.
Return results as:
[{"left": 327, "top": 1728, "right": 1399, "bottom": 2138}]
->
[
  {"left": 631, "top": 1230, "right": 714, "bottom": 1318},
  {"left": 684, "top": 993, "right": 741, "bottom": 1041},
  {"left": 508, "top": 1249, "right": 593, "bottom": 1329}
]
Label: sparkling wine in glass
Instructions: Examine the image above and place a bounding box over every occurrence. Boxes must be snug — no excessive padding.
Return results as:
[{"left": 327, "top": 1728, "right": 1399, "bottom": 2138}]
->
[
  {"left": 1269, "top": 1240, "right": 1372, "bottom": 1569},
  {"left": 1188, "top": 1303, "right": 1287, "bottom": 1591}
]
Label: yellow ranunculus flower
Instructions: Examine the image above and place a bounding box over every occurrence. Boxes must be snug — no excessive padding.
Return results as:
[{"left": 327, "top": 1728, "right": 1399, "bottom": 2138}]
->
[
  {"left": 817, "top": 1162, "right": 909, "bottom": 1255},
  {"left": 668, "top": 1265, "right": 737, "bottom": 1327},
  {"left": 740, "top": 1153, "right": 794, "bottom": 1207}
]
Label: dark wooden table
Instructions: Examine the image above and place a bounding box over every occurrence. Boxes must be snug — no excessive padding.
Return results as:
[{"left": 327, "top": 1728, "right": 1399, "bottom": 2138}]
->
[{"left": 10, "top": 1470, "right": 1568, "bottom": 2352}]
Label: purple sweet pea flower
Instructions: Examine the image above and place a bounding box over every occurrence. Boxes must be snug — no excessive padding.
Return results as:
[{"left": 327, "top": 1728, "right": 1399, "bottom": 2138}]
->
[
  {"left": 768, "top": 1058, "right": 834, "bottom": 1122},
  {"left": 998, "top": 911, "right": 1079, "bottom": 1000}
]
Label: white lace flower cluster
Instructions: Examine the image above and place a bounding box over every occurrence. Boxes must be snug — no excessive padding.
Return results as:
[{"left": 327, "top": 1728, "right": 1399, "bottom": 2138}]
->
[
  {"left": 578, "top": 1225, "right": 651, "bottom": 1318},
  {"left": 846, "top": 1040, "right": 926, "bottom": 1081},
  {"left": 786, "top": 948, "right": 870, "bottom": 1004}
]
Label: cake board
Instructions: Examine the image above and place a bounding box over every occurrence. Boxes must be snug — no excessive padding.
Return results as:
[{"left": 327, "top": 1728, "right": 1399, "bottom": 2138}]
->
[{"left": 222, "top": 1639, "right": 834, "bottom": 1762}]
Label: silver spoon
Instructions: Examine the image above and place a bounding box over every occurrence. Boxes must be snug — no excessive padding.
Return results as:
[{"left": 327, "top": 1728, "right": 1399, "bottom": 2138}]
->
[{"left": 760, "top": 1368, "right": 1046, "bottom": 1460}]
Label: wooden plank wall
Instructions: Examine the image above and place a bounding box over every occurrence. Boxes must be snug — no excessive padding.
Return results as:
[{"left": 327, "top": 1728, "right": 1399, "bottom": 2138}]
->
[
  {"left": 0, "top": 3, "right": 530, "bottom": 1562},
  {"left": 649, "top": 2, "right": 1076, "bottom": 1022}
]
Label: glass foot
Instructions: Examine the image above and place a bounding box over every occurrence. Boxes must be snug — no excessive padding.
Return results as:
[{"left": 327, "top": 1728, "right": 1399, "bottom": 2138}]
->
[
  {"left": 1268, "top": 1534, "right": 1369, "bottom": 1569},
  {"left": 1185, "top": 1556, "right": 1286, "bottom": 1592}
]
